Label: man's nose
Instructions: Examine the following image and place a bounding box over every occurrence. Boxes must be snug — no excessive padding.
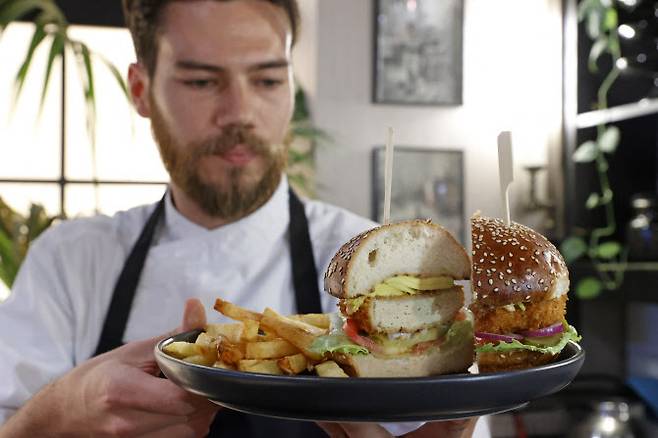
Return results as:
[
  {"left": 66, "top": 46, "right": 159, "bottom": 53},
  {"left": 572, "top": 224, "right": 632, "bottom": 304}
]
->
[{"left": 214, "top": 78, "right": 255, "bottom": 128}]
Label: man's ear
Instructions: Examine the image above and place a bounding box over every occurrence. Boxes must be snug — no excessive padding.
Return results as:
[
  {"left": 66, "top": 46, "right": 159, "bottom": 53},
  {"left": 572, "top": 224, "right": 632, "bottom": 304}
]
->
[{"left": 128, "top": 63, "right": 151, "bottom": 117}]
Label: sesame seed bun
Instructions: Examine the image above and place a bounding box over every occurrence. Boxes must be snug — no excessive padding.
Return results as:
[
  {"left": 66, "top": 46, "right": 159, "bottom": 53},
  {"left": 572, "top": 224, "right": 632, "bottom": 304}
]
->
[{"left": 471, "top": 214, "right": 569, "bottom": 307}]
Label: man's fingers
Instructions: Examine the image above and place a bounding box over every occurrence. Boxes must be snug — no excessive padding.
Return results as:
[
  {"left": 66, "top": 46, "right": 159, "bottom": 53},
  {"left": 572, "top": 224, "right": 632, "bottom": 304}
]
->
[
  {"left": 139, "top": 406, "right": 218, "bottom": 438},
  {"left": 405, "top": 418, "right": 478, "bottom": 438},
  {"left": 181, "top": 298, "right": 207, "bottom": 332},
  {"left": 316, "top": 422, "right": 348, "bottom": 438},
  {"left": 105, "top": 365, "right": 217, "bottom": 416},
  {"left": 340, "top": 422, "right": 393, "bottom": 438},
  {"left": 114, "top": 298, "right": 206, "bottom": 369}
]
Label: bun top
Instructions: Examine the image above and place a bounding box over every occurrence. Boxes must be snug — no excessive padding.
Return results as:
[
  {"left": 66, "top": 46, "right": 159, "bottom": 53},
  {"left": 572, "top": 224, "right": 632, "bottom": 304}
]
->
[
  {"left": 324, "top": 219, "right": 470, "bottom": 299},
  {"left": 471, "top": 214, "right": 569, "bottom": 307}
]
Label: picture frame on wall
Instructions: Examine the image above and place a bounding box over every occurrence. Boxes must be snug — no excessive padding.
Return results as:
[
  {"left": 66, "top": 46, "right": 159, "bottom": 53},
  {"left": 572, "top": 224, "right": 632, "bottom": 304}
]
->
[
  {"left": 372, "top": 147, "right": 465, "bottom": 244},
  {"left": 373, "top": 0, "right": 464, "bottom": 105}
]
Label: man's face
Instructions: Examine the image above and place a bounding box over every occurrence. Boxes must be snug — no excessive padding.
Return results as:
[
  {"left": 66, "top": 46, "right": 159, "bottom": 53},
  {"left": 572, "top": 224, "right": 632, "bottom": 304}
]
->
[{"left": 139, "top": 0, "right": 294, "bottom": 219}]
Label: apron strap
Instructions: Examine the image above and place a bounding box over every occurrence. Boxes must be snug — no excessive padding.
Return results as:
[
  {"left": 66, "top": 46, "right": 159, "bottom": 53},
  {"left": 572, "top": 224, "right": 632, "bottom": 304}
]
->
[
  {"left": 288, "top": 188, "right": 322, "bottom": 314},
  {"left": 94, "top": 194, "right": 166, "bottom": 356}
]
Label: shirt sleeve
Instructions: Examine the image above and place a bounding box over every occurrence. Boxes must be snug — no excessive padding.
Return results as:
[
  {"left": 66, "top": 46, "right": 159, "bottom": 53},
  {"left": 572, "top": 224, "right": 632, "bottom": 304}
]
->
[{"left": 0, "top": 234, "right": 76, "bottom": 424}]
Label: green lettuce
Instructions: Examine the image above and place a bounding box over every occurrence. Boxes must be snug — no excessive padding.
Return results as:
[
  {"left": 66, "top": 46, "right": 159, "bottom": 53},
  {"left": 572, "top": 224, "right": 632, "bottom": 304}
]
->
[
  {"left": 476, "top": 324, "right": 581, "bottom": 355},
  {"left": 310, "top": 334, "right": 369, "bottom": 356}
]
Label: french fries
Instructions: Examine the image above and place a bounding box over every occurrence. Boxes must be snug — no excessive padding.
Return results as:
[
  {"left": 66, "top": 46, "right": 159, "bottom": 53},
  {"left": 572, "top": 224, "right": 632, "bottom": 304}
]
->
[
  {"left": 261, "top": 308, "right": 326, "bottom": 361},
  {"left": 315, "top": 361, "right": 349, "bottom": 378},
  {"left": 163, "top": 298, "right": 350, "bottom": 378}
]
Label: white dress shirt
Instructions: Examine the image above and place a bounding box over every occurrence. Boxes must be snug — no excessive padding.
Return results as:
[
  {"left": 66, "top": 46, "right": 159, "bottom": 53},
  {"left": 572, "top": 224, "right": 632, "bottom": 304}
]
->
[{"left": 0, "top": 177, "right": 489, "bottom": 437}]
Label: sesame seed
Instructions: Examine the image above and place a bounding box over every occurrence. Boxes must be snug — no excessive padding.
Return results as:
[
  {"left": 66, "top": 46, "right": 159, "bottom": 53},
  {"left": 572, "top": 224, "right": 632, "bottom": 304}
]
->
[
  {"left": 500, "top": 256, "right": 505, "bottom": 261},
  {"left": 506, "top": 269, "right": 512, "bottom": 274},
  {"left": 494, "top": 287, "right": 499, "bottom": 292},
  {"left": 511, "top": 279, "right": 517, "bottom": 284},
  {"left": 477, "top": 281, "right": 482, "bottom": 287},
  {"left": 488, "top": 279, "right": 494, "bottom": 285},
  {"left": 526, "top": 284, "right": 531, "bottom": 290},
  {"left": 479, "top": 259, "right": 484, "bottom": 263},
  {"left": 519, "top": 257, "right": 526, "bottom": 262}
]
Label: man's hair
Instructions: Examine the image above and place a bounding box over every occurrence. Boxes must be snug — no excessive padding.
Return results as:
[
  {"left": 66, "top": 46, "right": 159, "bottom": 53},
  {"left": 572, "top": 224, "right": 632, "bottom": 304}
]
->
[{"left": 122, "top": 0, "right": 300, "bottom": 75}]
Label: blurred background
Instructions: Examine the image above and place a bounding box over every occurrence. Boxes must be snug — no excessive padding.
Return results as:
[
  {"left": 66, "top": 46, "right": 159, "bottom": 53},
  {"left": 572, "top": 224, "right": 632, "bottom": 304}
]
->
[{"left": 1, "top": 0, "right": 657, "bottom": 436}]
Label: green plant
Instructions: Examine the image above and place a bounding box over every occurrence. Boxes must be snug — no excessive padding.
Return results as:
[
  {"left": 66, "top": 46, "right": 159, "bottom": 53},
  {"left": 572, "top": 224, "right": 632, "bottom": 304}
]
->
[
  {"left": 287, "top": 86, "right": 331, "bottom": 197},
  {"left": 0, "top": 197, "right": 56, "bottom": 288},
  {"left": 0, "top": 0, "right": 130, "bottom": 163},
  {"left": 559, "top": 0, "right": 626, "bottom": 299}
]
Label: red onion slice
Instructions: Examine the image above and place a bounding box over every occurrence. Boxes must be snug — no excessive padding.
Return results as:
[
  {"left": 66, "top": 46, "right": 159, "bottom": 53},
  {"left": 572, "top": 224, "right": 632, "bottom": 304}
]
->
[
  {"left": 518, "top": 322, "right": 564, "bottom": 338},
  {"left": 474, "top": 332, "right": 523, "bottom": 343}
]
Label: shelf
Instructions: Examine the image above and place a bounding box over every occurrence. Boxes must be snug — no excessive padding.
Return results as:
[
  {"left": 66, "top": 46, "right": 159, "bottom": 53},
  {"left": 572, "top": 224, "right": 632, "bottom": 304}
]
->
[{"left": 576, "top": 98, "right": 658, "bottom": 128}]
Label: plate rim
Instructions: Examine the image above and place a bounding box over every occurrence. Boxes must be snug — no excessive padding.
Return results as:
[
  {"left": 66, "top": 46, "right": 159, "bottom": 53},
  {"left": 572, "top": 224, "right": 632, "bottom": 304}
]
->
[{"left": 155, "top": 329, "right": 584, "bottom": 383}]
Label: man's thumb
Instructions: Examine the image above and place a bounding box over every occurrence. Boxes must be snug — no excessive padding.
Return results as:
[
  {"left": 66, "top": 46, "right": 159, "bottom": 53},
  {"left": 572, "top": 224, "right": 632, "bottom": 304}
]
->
[{"left": 118, "top": 298, "right": 207, "bottom": 366}]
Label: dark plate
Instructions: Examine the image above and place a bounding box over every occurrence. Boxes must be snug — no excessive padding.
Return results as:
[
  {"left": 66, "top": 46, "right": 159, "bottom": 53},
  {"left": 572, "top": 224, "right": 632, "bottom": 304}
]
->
[{"left": 155, "top": 330, "right": 585, "bottom": 422}]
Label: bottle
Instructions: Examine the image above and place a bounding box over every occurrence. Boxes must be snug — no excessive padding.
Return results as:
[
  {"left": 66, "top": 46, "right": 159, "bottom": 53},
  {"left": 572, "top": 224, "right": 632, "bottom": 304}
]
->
[{"left": 626, "top": 194, "right": 658, "bottom": 260}]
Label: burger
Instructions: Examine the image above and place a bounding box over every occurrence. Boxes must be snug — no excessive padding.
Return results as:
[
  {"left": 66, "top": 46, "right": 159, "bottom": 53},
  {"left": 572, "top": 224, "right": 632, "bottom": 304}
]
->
[
  {"left": 470, "top": 214, "right": 581, "bottom": 372},
  {"left": 312, "top": 219, "right": 475, "bottom": 377}
]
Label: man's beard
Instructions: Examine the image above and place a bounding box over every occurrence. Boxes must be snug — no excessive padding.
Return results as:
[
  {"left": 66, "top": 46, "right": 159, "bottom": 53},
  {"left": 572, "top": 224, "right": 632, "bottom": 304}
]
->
[{"left": 150, "top": 100, "right": 288, "bottom": 220}]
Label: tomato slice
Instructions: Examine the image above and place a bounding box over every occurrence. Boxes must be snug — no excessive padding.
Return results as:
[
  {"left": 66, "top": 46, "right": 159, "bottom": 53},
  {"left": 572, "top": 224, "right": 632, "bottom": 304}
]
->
[{"left": 343, "top": 319, "right": 382, "bottom": 354}]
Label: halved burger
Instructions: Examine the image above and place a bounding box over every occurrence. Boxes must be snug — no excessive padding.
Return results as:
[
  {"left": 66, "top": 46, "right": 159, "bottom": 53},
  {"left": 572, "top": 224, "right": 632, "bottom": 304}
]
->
[{"left": 312, "top": 219, "right": 475, "bottom": 377}]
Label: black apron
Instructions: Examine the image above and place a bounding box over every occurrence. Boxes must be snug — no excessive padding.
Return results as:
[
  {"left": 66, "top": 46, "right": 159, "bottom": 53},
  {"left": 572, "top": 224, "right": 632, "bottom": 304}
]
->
[{"left": 94, "top": 189, "right": 327, "bottom": 438}]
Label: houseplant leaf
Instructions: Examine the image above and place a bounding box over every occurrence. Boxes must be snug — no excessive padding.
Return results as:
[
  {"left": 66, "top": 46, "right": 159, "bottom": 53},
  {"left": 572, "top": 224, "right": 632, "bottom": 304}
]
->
[
  {"left": 573, "top": 140, "right": 598, "bottom": 163},
  {"left": 98, "top": 53, "right": 129, "bottom": 100},
  {"left": 0, "top": 228, "right": 19, "bottom": 288},
  {"left": 586, "top": 192, "right": 600, "bottom": 209},
  {"left": 598, "top": 125, "right": 620, "bottom": 153},
  {"left": 12, "top": 22, "right": 47, "bottom": 108},
  {"left": 560, "top": 236, "right": 588, "bottom": 264},
  {"left": 588, "top": 37, "right": 608, "bottom": 73},
  {"left": 38, "top": 30, "right": 64, "bottom": 116},
  {"left": 596, "top": 241, "right": 621, "bottom": 259},
  {"left": 576, "top": 277, "right": 602, "bottom": 299}
]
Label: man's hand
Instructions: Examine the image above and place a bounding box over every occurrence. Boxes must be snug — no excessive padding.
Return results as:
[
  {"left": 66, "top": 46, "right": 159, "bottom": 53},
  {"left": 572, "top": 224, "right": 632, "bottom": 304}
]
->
[
  {"left": 317, "top": 418, "right": 477, "bottom": 438},
  {"left": 1, "top": 299, "right": 219, "bottom": 438}
]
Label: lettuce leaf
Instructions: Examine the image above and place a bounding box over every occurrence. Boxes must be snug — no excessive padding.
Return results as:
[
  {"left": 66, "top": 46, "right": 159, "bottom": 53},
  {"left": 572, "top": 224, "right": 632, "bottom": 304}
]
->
[
  {"left": 476, "top": 324, "right": 581, "bottom": 355},
  {"left": 310, "top": 334, "right": 369, "bottom": 356}
]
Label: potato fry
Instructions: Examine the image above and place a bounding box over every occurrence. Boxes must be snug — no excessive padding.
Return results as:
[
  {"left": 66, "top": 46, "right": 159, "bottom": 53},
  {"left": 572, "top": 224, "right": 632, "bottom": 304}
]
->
[
  {"left": 238, "top": 359, "right": 283, "bottom": 375},
  {"left": 193, "top": 332, "right": 219, "bottom": 363},
  {"left": 205, "top": 323, "right": 243, "bottom": 344},
  {"left": 245, "top": 339, "right": 299, "bottom": 359},
  {"left": 182, "top": 354, "right": 216, "bottom": 367},
  {"left": 163, "top": 341, "right": 201, "bottom": 359},
  {"left": 315, "top": 361, "right": 349, "bottom": 378},
  {"left": 288, "top": 313, "right": 330, "bottom": 329},
  {"left": 217, "top": 337, "right": 245, "bottom": 364},
  {"left": 214, "top": 298, "right": 262, "bottom": 321},
  {"left": 242, "top": 319, "right": 260, "bottom": 342},
  {"left": 261, "top": 308, "right": 326, "bottom": 361},
  {"left": 277, "top": 353, "right": 309, "bottom": 375}
]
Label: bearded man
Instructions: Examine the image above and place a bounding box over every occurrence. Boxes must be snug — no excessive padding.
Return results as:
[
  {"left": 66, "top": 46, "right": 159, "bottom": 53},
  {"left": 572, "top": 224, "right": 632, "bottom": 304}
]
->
[{"left": 0, "top": 1, "right": 488, "bottom": 437}]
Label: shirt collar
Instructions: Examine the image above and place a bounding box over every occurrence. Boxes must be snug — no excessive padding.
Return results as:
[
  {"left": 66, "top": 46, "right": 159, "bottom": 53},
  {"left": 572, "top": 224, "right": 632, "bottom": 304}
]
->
[{"left": 161, "top": 175, "right": 290, "bottom": 246}]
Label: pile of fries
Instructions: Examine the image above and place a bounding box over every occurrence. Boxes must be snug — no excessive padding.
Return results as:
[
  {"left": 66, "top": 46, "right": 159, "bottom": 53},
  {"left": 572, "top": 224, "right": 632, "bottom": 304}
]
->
[{"left": 163, "top": 298, "right": 349, "bottom": 377}]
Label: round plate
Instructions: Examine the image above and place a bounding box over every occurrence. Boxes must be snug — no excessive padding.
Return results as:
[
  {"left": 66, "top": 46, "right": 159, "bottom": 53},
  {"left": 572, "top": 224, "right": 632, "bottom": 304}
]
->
[{"left": 155, "top": 330, "right": 585, "bottom": 422}]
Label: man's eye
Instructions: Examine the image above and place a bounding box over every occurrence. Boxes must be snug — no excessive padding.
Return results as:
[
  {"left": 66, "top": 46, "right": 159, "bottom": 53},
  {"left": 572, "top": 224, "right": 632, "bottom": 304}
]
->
[
  {"left": 255, "top": 78, "right": 284, "bottom": 89},
  {"left": 182, "top": 79, "right": 215, "bottom": 89}
]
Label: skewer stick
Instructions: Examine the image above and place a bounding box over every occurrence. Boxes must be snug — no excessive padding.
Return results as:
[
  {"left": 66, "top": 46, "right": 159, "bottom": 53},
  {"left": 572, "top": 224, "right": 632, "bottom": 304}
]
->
[
  {"left": 383, "top": 127, "right": 395, "bottom": 225},
  {"left": 497, "top": 131, "right": 514, "bottom": 226}
]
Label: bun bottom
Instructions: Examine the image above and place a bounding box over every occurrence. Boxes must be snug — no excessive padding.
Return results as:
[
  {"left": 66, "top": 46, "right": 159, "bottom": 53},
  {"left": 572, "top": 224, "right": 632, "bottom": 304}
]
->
[
  {"left": 477, "top": 349, "right": 557, "bottom": 373},
  {"left": 333, "top": 339, "right": 474, "bottom": 378}
]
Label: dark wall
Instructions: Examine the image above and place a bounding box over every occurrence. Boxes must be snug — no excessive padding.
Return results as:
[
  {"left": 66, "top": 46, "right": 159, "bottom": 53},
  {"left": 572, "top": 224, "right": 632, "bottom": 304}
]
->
[{"left": 55, "top": 0, "right": 126, "bottom": 27}]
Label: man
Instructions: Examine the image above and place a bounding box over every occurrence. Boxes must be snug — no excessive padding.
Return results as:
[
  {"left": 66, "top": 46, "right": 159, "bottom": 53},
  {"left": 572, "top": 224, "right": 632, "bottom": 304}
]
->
[{"left": 0, "top": 1, "right": 486, "bottom": 436}]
